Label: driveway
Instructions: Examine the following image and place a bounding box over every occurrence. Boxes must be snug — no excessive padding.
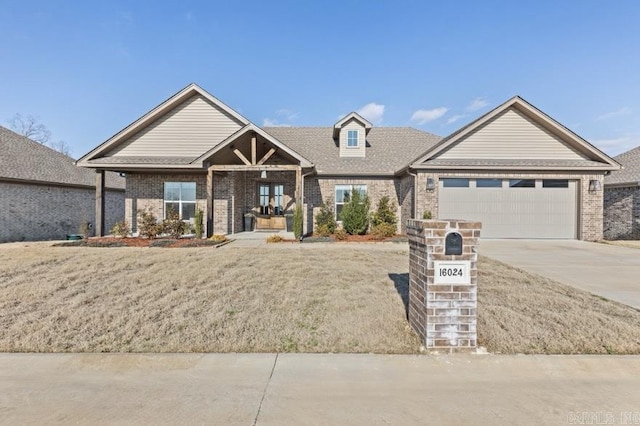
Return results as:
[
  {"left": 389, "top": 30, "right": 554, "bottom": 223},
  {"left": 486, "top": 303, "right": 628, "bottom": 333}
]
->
[
  {"left": 481, "top": 239, "right": 640, "bottom": 310},
  {"left": 1, "top": 353, "right": 639, "bottom": 425}
]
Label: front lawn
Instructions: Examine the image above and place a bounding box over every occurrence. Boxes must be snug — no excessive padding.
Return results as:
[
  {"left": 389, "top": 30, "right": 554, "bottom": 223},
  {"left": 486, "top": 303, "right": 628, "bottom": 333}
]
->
[{"left": 0, "top": 243, "right": 638, "bottom": 354}]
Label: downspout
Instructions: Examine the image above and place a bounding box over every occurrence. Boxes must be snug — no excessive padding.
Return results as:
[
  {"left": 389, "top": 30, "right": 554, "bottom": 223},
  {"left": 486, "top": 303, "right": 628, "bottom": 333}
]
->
[{"left": 407, "top": 168, "right": 418, "bottom": 219}]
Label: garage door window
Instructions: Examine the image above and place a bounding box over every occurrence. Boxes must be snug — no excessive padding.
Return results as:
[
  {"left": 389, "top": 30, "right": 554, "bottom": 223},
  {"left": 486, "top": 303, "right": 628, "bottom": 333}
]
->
[
  {"left": 509, "top": 179, "right": 535, "bottom": 188},
  {"left": 476, "top": 179, "right": 502, "bottom": 188},
  {"left": 543, "top": 179, "right": 569, "bottom": 188},
  {"left": 442, "top": 178, "right": 469, "bottom": 188}
]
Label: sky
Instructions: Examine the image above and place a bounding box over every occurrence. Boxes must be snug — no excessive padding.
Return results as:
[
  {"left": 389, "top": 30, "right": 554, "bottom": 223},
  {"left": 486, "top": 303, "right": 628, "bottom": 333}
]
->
[{"left": 1, "top": 1, "right": 639, "bottom": 158}]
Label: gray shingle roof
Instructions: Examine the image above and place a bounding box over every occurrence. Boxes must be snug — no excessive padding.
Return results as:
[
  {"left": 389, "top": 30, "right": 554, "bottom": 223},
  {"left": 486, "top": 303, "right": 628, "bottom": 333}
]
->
[
  {"left": 88, "top": 156, "right": 196, "bottom": 165},
  {"left": 264, "top": 127, "right": 441, "bottom": 175},
  {"left": 605, "top": 146, "right": 640, "bottom": 186},
  {"left": 0, "top": 126, "right": 125, "bottom": 189}
]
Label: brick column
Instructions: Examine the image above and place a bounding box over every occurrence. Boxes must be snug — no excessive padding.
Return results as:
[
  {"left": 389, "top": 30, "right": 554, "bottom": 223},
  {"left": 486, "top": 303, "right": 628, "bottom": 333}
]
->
[
  {"left": 407, "top": 219, "right": 481, "bottom": 353},
  {"left": 95, "top": 170, "right": 106, "bottom": 237}
]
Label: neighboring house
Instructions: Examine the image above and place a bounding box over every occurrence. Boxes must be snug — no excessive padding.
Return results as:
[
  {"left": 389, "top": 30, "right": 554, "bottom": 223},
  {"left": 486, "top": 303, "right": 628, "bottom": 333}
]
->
[
  {"left": 603, "top": 146, "right": 640, "bottom": 239},
  {"left": 0, "top": 126, "right": 125, "bottom": 243},
  {"left": 77, "top": 84, "right": 619, "bottom": 241}
]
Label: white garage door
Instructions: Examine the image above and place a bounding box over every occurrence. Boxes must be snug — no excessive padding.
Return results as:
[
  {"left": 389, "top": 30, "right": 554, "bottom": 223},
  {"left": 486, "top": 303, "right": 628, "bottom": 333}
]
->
[{"left": 438, "top": 178, "right": 578, "bottom": 239}]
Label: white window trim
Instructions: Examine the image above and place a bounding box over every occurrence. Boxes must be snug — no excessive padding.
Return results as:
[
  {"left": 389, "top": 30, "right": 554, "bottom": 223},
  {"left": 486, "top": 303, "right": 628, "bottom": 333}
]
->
[
  {"left": 164, "top": 182, "right": 196, "bottom": 222},
  {"left": 335, "top": 184, "right": 367, "bottom": 221},
  {"left": 346, "top": 130, "right": 359, "bottom": 148}
]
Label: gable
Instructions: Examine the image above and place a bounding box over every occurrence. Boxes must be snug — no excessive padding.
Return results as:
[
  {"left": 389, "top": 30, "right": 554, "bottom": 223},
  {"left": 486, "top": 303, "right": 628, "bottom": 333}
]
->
[
  {"left": 107, "top": 94, "right": 244, "bottom": 158},
  {"left": 339, "top": 118, "right": 366, "bottom": 158},
  {"left": 437, "top": 108, "right": 587, "bottom": 161}
]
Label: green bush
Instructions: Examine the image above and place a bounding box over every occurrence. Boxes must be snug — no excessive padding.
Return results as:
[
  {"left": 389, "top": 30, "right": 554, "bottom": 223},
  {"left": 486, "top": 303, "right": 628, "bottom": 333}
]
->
[
  {"left": 371, "top": 223, "right": 397, "bottom": 239},
  {"left": 194, "top": 209, "right": 204, "bottom": 238},
  {"left": 162, "top": 208, "right": 188, "bottom": 239},
  {"left": 371, "top": 195, "right": 397, "bottom": 227},
  {"left": 110, "top": 220, "right": 130, "bottom": 238},
  {"left": 137, "top": 210, "right": 162, "bottom": 239},
  {"left": 315, "top": 202, "right": 337, "bottom": 234},
  {"left": 340, "top": 190, "right": 370, "bottom": 235},
  {"left": 422, "top": 210, "right": 432, "bottom": 219},
  {"left": 314, "top": 224, "right": 333, "bottom": 237},
  {"left": 293, "top": 204, "right": 303, "bottom": 239}
]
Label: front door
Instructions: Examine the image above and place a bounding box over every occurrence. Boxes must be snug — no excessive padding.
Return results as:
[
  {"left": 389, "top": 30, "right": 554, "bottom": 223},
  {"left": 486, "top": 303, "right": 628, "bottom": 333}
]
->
[{"left": 257, "top": 183, "right": 285, "bottom": 229}]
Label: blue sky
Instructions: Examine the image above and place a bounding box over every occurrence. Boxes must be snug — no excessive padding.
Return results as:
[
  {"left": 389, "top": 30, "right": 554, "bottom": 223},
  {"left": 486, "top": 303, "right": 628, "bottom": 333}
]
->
[{"left": 1, "top": 1, "right": 639, "bottom": 158}]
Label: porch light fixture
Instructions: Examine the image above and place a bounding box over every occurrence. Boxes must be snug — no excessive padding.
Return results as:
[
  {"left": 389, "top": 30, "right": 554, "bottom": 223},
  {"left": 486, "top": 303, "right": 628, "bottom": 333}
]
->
[
  {"left": 426, "top": 177, "right": 435, "bottom": 191},
  {"left": 588, "top": 179, "right": 601, "bottom": 192},
  {"left": 260, "top": 170, "right": 267, "bottom": 179}
]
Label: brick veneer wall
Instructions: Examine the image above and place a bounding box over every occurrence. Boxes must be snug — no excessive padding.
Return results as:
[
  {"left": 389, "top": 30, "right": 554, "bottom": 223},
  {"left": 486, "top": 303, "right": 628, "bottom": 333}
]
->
[
  {"left": 304, "top": 176, "right": 405, "bottom": 234},
  {"left": 604, "top": 186, "right": 640, "bottom": 240},
  {"left": 125, "top": 173, "right": 207, "bottom": 234},
  {"left": 407, "top": 219, "right": 481, "bottom": 352},
  {"left": 415, "top": 171, "right": 605, "bottom": 241},
  {"left": 0, "top": 181, "right": 124, "bottom": 242}
]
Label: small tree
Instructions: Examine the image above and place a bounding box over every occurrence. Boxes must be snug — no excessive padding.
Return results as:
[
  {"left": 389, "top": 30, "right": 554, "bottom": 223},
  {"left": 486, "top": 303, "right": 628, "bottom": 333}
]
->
[
  {"left": 340, "top": 190, "right": 370, "bottom": 235},
  {"left": 138, "top": 209, "right": 162, "bottom": 239},
  {"left": 293, "top": 204, "right": 304, "bottom": 240},
  {"left": 194, "top": 208, "right": 204, "bottom": 238},
  {"left": 371, "top": 196, "right": 397, "bottom": 227},
  {"left": 315, "top": 201, "right": 337, "bottom": 236}
]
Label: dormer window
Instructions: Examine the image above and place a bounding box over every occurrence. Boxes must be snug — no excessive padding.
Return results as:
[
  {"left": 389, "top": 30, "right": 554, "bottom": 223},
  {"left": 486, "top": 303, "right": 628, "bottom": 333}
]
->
[{"left": 347, "top": 130, "right": 358, "bottom": 147}]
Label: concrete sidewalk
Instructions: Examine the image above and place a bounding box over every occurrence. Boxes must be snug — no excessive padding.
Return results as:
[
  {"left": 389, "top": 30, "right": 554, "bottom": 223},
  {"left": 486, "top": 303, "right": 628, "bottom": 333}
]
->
[
  {"left": 1, "top": 353, "right": 639, "bottom": 425},
  {"left": 480, "top": 239, "right": 640, "bottom": 310}
]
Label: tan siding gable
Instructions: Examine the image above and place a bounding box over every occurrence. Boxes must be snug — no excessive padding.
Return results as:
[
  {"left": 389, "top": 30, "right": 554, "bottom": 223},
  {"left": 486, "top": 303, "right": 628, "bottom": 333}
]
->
[
  {"left": 108, "top": 95, "right": 244, "bottom": 158},
  {"left": 438, "top": 108, "right": 587, "bottom": 160},
  {"left": 339, "top": 119, "right": 366, "bottom": 158}
]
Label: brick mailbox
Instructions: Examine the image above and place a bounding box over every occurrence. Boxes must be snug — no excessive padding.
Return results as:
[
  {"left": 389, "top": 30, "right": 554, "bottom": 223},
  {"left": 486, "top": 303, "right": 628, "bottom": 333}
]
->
[{"left": 407, "top": 219, "right": 481, "bottom": 353}]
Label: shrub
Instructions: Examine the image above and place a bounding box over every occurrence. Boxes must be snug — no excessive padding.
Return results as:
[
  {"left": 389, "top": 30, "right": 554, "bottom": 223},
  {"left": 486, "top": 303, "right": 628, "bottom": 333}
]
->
[
  {"left": 340, "top": 191, "right": 370, "bottom": 235},
  {"left": 422, "top": 211, "right": 432, "bottom": 219},
  {"left": 79, "top": 218, "right": 92, "bottom": 238},
  {"left": 137, "top": 209, "right": 163, "bottom": 239},
  {"left": 371, "top": 223, "right": 397, "bottom": 239},
  {"left": 334, "top": 228, "right": 348, "bottom": 240},
  {"left": 371, "top": 196, "right": 397, "bottom": 227},
  {"left": 293, "top": 204, "right": 303, "bottom": 239},
  {"left": 194, "top": 209, "right": 204, "bottom": 239},
  {"left": 110, "top": 220, "right": 130, "bottom": 238},
  {"left": 267, "top": 234, "right": 283, "bottom": 243},
  {"left": 209, "top": 234, "right": 227, "bottom": 243},
  {"left": 315, "top": 202, "right": 337, "bottom": 235},
  {"left": 162, "top": 208, "right": 188, "bottom": 239},
  {"left": 314, "top": 224, "right": 333, "bottom": 237}
]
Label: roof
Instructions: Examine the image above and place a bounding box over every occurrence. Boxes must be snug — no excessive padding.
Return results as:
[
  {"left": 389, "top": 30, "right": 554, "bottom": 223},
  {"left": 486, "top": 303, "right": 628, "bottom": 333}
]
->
[
  {"left": 333, "top": 112, "right": 373, "bottom": 138},
  {"left": 419, "top": 158, "right": 615, "bottom": 170},
  {"left": 264, "top": 127, "right": 441, "bottom": 175},
  {"left": 605, "top": 146, "right": 640, "bottom": 186},
  {"left": 0, "top": 126, "right": 125, "bottom": 190},
  {"left": 411, "top": 96, "right": 620, "bottom": 171}
]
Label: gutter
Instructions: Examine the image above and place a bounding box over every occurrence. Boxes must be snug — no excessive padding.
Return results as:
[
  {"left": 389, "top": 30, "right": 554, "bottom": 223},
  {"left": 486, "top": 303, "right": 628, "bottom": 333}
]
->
[{"left": 300, "top": 170, "right": 315, "bottom": 239}]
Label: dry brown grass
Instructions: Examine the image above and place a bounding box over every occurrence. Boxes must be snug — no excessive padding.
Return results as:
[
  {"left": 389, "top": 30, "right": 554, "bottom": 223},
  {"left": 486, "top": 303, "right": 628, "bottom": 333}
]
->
[
  {"left": 601, "top": 240, "right": 640, "bottom": 249},
  {"left": 0, "top": 243, "right": 639, "bottom": 354},
  {"left": 478, "top": 256, "right": 640, "bottom": 354}
]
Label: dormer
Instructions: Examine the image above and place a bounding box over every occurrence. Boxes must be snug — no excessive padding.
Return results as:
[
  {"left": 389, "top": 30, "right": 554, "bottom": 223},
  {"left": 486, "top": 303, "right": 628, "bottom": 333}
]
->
[{"left": 333, "top": 112, "right": 372, "bottom": 158}]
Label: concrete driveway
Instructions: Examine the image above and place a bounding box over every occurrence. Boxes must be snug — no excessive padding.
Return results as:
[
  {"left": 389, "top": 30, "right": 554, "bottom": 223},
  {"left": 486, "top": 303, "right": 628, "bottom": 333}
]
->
[
  {"left": 1, "top": 353, "right": 640, "bottom": 425},
  {"left": 480, "top": 239, "right": 640, "bottom": 310}
]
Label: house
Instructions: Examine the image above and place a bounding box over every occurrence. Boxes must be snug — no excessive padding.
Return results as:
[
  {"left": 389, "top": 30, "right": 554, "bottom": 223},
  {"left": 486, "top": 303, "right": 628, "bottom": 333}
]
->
[
  {"left": 77, "top": 84, "right": 619, "bottom": 241},
  {"left": 603, "top": 146, "right": 640, "bottom": 239},
  {"left": 0, "top": 126, "right": 125, "bottom": 243}
]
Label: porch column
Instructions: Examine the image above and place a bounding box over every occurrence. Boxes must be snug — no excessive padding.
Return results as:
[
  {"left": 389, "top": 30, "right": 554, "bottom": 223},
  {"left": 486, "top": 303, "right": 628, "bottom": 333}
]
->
[
  {"left": 206, "top": 168, "right": 214, "bottom": 238},
  {"left": 295, "top": 166, "right": 302, "bottom": 205},
  {"left": 95, "top": 170, "right": 105, "bottom": 237}
]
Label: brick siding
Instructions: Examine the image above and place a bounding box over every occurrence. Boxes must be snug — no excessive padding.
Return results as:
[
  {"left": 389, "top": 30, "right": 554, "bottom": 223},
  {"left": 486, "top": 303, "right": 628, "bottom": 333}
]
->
[
  {"left": 0, "top": 181, "right": 124, "bottom": 243},
  {"left": 604, "top": 186, "right": 640, "bottom": 240}
]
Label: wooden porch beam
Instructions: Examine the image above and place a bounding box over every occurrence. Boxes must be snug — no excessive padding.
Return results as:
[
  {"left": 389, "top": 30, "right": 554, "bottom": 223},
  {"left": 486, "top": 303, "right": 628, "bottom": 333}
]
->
[
  {"left": 251, "top": 135, "right": 257, "bottom": 165},
  {"left": 256, "top": 148, "right": 277, "bottom": 166},
  {"left": 232, "top": 148, "right": 251, "bottom": 166},
  {"left": 209, "top": 164, "right": 301, "bottom": 171}
]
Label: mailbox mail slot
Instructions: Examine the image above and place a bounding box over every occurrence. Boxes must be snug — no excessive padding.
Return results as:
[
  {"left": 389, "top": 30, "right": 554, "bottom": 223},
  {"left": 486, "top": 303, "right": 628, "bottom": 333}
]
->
[{"left": 445, "top": 232, "right": 463, "bottom": 255}]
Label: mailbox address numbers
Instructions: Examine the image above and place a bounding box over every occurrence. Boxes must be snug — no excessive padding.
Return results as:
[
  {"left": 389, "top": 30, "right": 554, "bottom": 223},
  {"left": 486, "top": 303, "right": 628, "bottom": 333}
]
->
[{"left": 434, "top": 261, "right": 471, "bottom": 284}]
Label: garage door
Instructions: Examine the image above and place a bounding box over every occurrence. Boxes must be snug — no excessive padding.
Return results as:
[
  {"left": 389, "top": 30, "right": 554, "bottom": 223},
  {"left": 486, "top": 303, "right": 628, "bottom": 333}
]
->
[{"left": 438, "top": 178, "right": 577, "bottom": 239}]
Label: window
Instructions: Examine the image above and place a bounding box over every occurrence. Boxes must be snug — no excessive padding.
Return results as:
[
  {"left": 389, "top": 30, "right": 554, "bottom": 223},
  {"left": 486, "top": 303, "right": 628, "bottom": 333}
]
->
[
  {"left": 347, "top": 130, "right": 358, "bottom": 147},
  {"left": 335, "top": 184, "right": 367, "bottom": 220},
  {"left": 442, "top": 178, "right": 470, "bottom": 188},
  {"left": 476, "top": 179, "right": 502, "bottom": 188},
  {"left": 164, "top": 182, "right": 196, "bottom": 221},
  {"left": 543, "top": 179, "right": 569, "bottom": 188},
  {"left": 509, "top": 179, "right": 535, "bottom": 188},
  {"left": 259, "top": 184, "right": 270, "bottom": 215}
]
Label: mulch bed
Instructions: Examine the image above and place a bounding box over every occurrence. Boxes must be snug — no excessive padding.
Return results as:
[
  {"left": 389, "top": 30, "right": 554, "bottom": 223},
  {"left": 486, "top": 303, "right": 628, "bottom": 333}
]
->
[
  {"left": 303, "top": 234, "right": 408, "bottom": 243},
  {"left": 53, "top": 237, "right": 227, "bottom": 248}
]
